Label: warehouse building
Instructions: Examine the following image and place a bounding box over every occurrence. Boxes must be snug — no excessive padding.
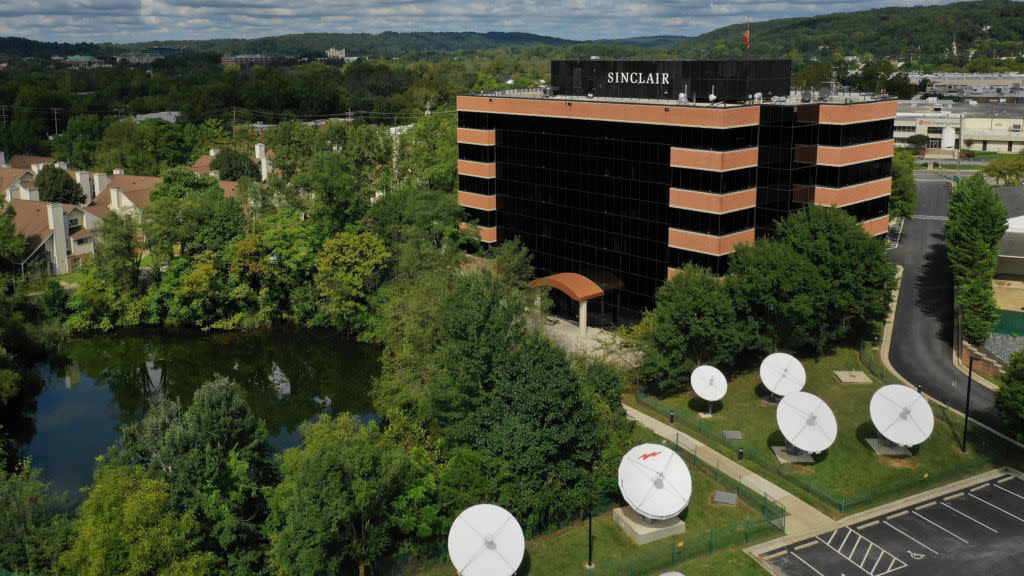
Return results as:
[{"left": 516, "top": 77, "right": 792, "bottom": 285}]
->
[{"left": 457, "top": 59, "right": 896, "bottom": 325}]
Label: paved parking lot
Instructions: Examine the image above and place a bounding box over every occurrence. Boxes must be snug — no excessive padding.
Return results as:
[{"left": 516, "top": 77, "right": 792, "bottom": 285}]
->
[{"left": 765, "top": 473, "right": 1024, "bottom": 576}]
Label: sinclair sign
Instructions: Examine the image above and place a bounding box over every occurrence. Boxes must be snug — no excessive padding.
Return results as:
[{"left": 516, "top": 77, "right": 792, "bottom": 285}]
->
[{"left": 551, "top": 59, "right": 791, "bottom": 103}]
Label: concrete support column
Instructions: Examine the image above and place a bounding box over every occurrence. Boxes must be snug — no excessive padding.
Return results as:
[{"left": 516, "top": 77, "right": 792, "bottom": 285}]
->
[{"left": 579, "top": 300, "right": 588, "bottom": 337}]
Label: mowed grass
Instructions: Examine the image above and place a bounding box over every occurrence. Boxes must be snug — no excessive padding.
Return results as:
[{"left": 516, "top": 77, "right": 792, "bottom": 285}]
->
[
  {"left": 627, "top": 346, "right": 1010, "bottom": 514},
  {"left": 670, "top": 549, "right": 770, "bottom": 576},
  {"left": 420, "top": 432, "right": 772, "bottom": 576}
]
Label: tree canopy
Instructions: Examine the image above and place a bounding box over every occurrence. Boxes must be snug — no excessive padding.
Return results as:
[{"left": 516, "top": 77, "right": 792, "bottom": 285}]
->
[{"left": 34, "top": 164, "right": 86, "bottom": 205}]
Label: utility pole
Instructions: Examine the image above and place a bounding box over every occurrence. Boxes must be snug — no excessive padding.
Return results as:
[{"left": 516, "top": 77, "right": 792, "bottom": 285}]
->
[
  {"left": 956, "top": 112, "right": 963, "bottom": 181},
  {"left": 53, "top": 107, "right": 59, "bottom": 135}
]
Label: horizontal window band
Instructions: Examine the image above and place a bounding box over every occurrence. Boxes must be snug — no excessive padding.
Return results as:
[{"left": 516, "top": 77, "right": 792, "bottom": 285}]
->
[
  {"left": 794, "top": 140, "right": 894, "bottom": 166},
  {"left": 668, "top": 227, "right": 755, "bottom": 256},
  {"left": 457, "top": 95, "right": 761, "bottom": 128},
  {"left": 669, "top": 187, "right": 756, "bottom": 214},
  {"left": 457, "top": 159, "right": 496, "bottom": 179},
  {"left": 670, "top": 147, "right": 759, "bottom": 171},
  {"left": 456, "top": 128, "right": 496, "bottom": 146},
  {"left": 457, "top": 191, "right": 497, "bottom": 211},
  {"left": 861, "top": 215, "right": 889, "bottom": 236},
  {"left": 798, "top": 99, "right": 898, "bottom": 125},
  {"left": 795, "top": 177, "right": 892, "bottom": 207}
]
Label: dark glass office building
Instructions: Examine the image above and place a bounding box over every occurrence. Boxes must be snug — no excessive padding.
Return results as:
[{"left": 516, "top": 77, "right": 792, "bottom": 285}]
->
[{"left": 457, "top": 59, "right": 896, "bottom": 324}]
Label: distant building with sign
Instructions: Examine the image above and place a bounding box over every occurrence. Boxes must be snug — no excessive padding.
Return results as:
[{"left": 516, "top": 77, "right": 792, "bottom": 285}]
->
[{"left": 457, "top": 59, "right": 896, "bottom": 324}]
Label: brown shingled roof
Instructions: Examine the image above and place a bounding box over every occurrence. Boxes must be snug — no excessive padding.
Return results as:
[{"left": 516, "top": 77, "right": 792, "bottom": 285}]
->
[
  {"left": 1, "top": 199, "right": 74, "bottom": 257},
  {"left": 7, "top": 155, "right": 55, "bottom": 171},
  {"left": 192, "top": 155, "right": 215, "bottom": 175},
  {"left": 70, "top": 228, "right": 93, "bottom": 239},
  {"left": 101, "top": 174, "right": 162, "bottom": 208},
  {"left": 1, "top": 167, "right": 32, "bottom": 192},
  {"left": 218, "top": 180, "right": 239, "bottom": 200}
]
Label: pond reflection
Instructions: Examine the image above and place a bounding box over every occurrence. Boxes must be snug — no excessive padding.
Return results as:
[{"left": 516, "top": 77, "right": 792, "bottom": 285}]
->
[{"left": 22, "top": 326, "right": 380, "bottom": 495}]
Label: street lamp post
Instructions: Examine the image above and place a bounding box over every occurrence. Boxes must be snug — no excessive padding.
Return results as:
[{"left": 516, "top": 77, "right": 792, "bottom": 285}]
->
[{"left": 961, "top": 356, "right": 975, "bottom": 453}]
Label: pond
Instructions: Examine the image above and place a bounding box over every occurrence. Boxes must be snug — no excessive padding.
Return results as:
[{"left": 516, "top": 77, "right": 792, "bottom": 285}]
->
[{"left": 14, "top": 326, "right": 380, "bottom": 496}]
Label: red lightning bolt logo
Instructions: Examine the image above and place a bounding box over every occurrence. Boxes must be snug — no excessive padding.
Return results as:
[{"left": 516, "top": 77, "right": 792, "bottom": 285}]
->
[{"left": 639, "top": 451, "right": 662, "bottom": 461}]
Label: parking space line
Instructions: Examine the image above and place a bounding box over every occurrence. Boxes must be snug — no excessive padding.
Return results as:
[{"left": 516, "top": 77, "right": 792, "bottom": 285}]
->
[
  {"left": 840, "top": 529, "right": 852, "bottom": 551},
  {"left": 941, "top": 501, "right": 999, "bottom": 533},
  {"left": 969, "top": 492, "right": 1024, "bottom": 523},
  {"left": 882, "top": 520, "right": 940, "bottom": 555},
  {"left": 790, "top": 551, "right": 826, "bottom": 576},
  {"left": 871, "top": 551, "right": 884, "bottom": 573},
  {"left": 995, "top": 482, "right": 1024, "bottom": 502},
  {"left": 816, "top": 527, "right": 908, "bottom": 576},
  {"left": 912, "top": 510, "right": 969, "bottom": 543}
]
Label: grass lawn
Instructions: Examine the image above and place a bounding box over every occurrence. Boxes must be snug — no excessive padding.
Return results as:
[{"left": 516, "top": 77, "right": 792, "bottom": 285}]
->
[
  {"left": 418, "top": 430, "right": 779, "bottom": 576},
  {"left": 670, "top": 549, "right": 769, "bottom": 576},
  {"left": 627, "top": 345, "right": 1019, "bottom": 515}
]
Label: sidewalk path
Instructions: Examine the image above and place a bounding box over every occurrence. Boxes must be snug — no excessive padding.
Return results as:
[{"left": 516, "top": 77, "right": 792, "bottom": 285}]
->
[{"left": 624, "top": 404, "right": 834, "bottom": 537}]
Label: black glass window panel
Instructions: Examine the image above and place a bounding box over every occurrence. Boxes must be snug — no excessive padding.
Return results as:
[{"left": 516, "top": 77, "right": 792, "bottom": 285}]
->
[
  {"left": 815, "top": 158, "right": 893, "bottom": 188},
  {"left": 494, "top": 114, "right": 758, "bottom": 151},
  {"left": 672, "top": 167, "right": 758, "bottom": 193},
  {"left": 668, "top": 249, "right": 730, "bottom": 276},
  {"left": 459, "top": 175, "right": 496, "bottom": 195},
  {"left": 842, "top": 196, "right": 890, "bottom": 224},
  {"left": 458, "top": 144, "right": 495, "bottom": 163},
  {"left": 814, "top": 120, "right": 894, "bottom": 147},
  {"left": 457, "top": 111, "right": 494, "bottom": 130},
  {"left": 463, "top": 206, "right": 497, "bottom": 227},
  {"left": 669, "top": 208, "right": 755, "bottom": 236}
]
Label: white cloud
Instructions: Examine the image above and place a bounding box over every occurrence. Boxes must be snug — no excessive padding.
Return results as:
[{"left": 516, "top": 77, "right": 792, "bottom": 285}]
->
[{"left": 0, "top": 0, "right": 964, "bottom": 43}]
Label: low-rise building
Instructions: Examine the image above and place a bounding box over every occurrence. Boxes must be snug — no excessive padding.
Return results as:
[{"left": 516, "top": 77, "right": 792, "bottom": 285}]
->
[
  {"left": 2, "top": 199, "right": 102, "bottom": 275},
  {"left": 896, "top": 99, "right": 1024, "bottom": 154},
  {"left": 222, "top": 54, "right": 271, "bottom": 67}
]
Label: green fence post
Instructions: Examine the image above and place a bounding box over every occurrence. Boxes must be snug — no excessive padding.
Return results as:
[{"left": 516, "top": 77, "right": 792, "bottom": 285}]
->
[
  {"left": 746, "top": 518, "right": 750, "bottom": 542},
  {"left": 841, "top": 495, "right": 846, "bottom": 514},
  {"left": 709, "top": 529, "right": 715, "bottom": 552},
  {"left": 675, "top": 432, "right": 678, "bottom": 449},
  {"left": 632, "top": 555, "right": 635, "bottom": 576},
  {"left": 716, "top": 460, "right": 720, "bottom": 481}
]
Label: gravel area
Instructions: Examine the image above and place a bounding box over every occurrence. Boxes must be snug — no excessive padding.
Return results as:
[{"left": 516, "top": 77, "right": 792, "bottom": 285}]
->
[{"left": 983, "top": 332, "right": 1024, "bottom": 364}]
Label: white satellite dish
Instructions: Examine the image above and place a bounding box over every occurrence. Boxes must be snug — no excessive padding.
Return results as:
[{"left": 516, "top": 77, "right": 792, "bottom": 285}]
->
[
  {"left": 448, "top": 504, "right": 525, "bottom": 576},
  {"left": 691, "top": 365, "right": 727, "bottom": 415},
  {"left": 870, "top": 385, "right": 934, "bottom": 447},
  {"left": 618, "top": 443, "right": 693, "bottom": 521},
  {"left": 776, "top": 391, "right": 838, "bottom": 454},
  {"left": 760, "top": 353, "right": 806, "bottom": 399}
]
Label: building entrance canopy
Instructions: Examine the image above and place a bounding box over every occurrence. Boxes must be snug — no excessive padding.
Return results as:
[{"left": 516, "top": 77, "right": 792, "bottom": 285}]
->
[{"left": 529, "top": 272, "right": 605, "bottom": 302}]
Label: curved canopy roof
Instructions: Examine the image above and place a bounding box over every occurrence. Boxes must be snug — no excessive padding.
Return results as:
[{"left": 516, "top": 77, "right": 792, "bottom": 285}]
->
[{"left": 529, "top": 272, "right": 604, "bottom": 302}]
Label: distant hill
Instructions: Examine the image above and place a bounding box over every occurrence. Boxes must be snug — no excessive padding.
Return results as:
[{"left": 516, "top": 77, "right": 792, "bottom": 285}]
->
[
  {"left": 121, "top": 32, "right": 579, "bottom": 58},
  {"left": 673, "top": 0, "right": 1024, "bottom": 59},
  {"left": 0, "top": 37, "right": 119, "bottom": 58},
  {"left": 2, "top": 0, "right": 1023, "bottom": 61}
]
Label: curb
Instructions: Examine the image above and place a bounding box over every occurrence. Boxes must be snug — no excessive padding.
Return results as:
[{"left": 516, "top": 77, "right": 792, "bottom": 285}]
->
[
  {"left": 744, "top": 467, "right": 1019, "bottom": 560},
  {"left": 883, "top": 263, "right": 1024, "bottom": 451}
]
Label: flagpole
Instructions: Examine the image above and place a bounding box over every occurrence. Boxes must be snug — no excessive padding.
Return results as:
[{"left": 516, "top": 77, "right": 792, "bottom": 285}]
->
[{"left": 745, "top": 17, "right": 751, "bottom": 60}]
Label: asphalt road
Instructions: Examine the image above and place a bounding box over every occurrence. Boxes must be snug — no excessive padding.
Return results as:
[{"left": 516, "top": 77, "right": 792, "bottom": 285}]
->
[{"left": 887, "top": 170, "right": 1002, "bottom": 432}]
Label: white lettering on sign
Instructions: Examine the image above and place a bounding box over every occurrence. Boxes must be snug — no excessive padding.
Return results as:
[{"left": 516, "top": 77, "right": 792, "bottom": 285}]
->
[{"left": 606, "top": 72, "right": 670, "bottom": 85}]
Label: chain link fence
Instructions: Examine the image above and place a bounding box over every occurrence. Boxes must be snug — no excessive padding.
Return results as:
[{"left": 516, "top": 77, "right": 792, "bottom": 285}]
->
[{"left": 636, "top": 389, "right": 998, "bottom": 514}]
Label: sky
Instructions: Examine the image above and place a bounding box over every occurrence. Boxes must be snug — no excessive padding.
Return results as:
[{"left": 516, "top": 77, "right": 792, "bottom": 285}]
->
[{"left": 1, "top": 0, "right": 966, "bottom": 44}]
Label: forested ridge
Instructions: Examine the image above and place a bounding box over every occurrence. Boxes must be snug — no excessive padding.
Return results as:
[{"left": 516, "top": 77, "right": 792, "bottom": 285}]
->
[{"left": 3, "top": 0, "right": 1024, "bottom": 62}]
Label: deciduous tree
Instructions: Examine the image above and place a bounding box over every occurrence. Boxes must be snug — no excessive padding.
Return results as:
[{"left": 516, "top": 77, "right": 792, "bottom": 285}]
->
[
  {"left": 34, "top": 164, "right": 86, "bottom": 205},
  {"left": 269, "top": 415, "right": 438, "bottom": 576},
  {"left": 642, "top": 263, "right": 758, "bottom": 391}
]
